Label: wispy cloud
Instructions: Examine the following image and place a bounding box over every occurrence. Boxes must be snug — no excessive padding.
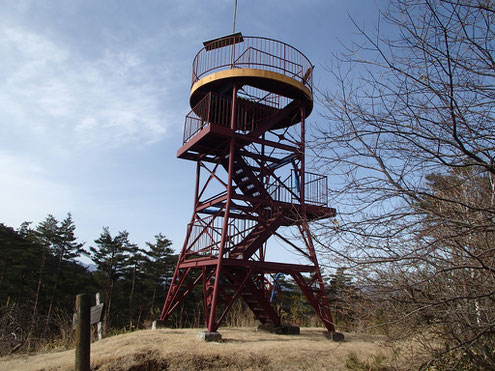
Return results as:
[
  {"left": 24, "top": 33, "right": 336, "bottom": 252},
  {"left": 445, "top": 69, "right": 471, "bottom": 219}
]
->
[
  {"left": 0, "top": 152, "right": 74, "bottom": 225},
  {"left": 0, "top": 25, "right": 171, "bottom": 150}
]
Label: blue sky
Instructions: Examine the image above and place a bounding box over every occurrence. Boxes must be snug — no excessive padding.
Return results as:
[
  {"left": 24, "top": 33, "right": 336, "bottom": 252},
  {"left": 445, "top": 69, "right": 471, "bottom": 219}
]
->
[{"left": 0, "top": 0, "right": 382, "bottom": 262}]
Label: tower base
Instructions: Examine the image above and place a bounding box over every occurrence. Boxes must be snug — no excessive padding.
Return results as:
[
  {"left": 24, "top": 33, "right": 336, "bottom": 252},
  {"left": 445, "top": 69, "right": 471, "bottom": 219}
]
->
[
  {"left": 257, "top": 322, "right": 300, "bottom": 335},
  {"left": 151, "top": 320, "right": 167, "bottom": 330},
  {"left": 325, "top": 332, "right": 345, "bottom": 342},
  {"left": 198, "top": 331, "right": 222, "bottom": 342}
]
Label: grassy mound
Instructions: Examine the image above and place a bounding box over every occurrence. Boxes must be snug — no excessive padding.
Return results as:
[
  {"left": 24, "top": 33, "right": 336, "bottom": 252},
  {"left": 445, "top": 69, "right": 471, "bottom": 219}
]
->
[{"left": 0, "top": 328, "right": 416, "bottom": 370}]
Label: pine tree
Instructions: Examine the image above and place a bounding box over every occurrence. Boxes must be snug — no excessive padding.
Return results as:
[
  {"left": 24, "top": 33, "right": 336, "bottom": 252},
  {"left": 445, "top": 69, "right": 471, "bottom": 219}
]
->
[
  {"left": 45, "top": 213, "right": 85, "bottom": 326},
  {"left": 0, "top": 223, "right": 38, "bottom": 304},
  {"left": 90, "top": 227, "right": 130, "bottom": 332},
  {"left": 144, "top": 234, "right": 175, "bottom": 319},
  {"left": 123, "top": 242, "right": 146, "bottom": 329},
  {"left": 32, "top": 215, "right": 59, "bottom": 321}
]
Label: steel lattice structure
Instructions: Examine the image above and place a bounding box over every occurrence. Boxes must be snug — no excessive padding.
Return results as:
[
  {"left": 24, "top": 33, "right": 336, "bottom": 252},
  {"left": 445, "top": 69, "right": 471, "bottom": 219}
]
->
[{"left": 161, "top": 34, "right": 337, "bottom": 333}]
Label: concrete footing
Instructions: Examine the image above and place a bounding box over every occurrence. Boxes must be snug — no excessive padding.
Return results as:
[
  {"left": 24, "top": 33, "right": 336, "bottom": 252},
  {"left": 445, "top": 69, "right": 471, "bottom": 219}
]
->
[
  {"left": 198, "top": 331, "right": 222, "bottom": 342},
  {"left": 257, "top": 322, "right": 300, "bottom": 335},
  {"left": 152, "top": 320, "right": 167, "bottom": 330},
  {"left": 325, "top": 331, "right": 345, "bottom": 342},
  {"left": 275, "top": 324, "right": 300, "bottom": 335},
  {"left": 256, "top": 322, "right": 275, "bottom": 333}
]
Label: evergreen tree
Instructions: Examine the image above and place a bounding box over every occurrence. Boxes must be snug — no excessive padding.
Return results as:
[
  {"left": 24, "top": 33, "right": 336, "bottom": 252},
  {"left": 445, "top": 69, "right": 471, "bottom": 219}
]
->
[
  {"left": 32, "top": 215, "right": 59, "bottom": 322},
  {"left": 0, "top": 223, "right": 38, "bottom": 305},
  {"left": 0, "top": 217, "right": 138, "bottom": 354},
  {"left": 45, "top": 213, "right": 85, "bottom": 326},
  {"left": 90, "top": 227, "right": 131, "bottom": 331},
  {"left": 144, "top": 234, "right": 175, "bottom": 319},
  {"left": 328, "top": 268, "right": 358, "bottom": 328},
  {"left": 123, "top": 242, "right": 146, "bottom": 329}
]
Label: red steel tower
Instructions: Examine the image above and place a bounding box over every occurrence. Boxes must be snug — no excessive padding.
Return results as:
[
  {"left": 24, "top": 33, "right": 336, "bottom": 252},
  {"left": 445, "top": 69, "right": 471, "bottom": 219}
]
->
[{"left": 161, "top": 33, "right": 337, "bottom": 335}]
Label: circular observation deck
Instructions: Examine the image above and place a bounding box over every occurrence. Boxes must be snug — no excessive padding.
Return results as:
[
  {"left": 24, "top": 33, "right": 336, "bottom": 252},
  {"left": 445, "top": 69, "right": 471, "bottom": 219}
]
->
[{"left": 189, "top": 34, "right": 314, "bottom": 131}]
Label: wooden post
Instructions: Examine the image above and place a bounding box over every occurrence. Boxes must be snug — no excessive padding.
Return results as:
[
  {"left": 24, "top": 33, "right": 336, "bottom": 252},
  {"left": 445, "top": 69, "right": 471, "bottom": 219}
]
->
[
  {"left": 75, "top": 294, "right": 91, "bottom": 371},
  {"left": 95, "top": 293, "right": 103, "bottom": 341}
]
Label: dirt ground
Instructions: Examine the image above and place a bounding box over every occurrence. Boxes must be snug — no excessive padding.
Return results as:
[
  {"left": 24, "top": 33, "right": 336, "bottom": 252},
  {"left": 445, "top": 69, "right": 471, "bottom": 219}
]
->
[{"left": 0, "top": 327, "right": 418, "bottom": 370}]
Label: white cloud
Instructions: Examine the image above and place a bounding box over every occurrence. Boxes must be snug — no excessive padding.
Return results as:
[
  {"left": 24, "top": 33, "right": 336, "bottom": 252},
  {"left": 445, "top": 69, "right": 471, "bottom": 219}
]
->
[
  {"left": 0, "top": 153, "right": 74, "bottom": 226},
  {"left": 0, "top": 25, "right": 171, "bottom": 150}
]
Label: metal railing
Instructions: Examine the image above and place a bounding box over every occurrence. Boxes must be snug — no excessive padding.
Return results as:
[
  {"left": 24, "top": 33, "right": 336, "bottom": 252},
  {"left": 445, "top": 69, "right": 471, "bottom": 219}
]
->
[
  {"left": 267, "top": 170, "right": 328, "bottom": 207},
  {"left": 186, "top": 215, "right": 257, "bottom": 257},
  {"left": 298, "top": 172, "right": 329, "bottom": 207},
  {"left": 183, "top": 91, "right": 289, "bottom": 144},
  {"left": 192, "top": 35, "right": 313, "bottom": 92},
  {"left": 183, "top": 93, "right": 212, "bottom": 143},
  {"left": 184, "top": 171, "right": 329, "bottom": 256},
  {"left": 267, "top": 174, "right": 293, "bottom": 204}
]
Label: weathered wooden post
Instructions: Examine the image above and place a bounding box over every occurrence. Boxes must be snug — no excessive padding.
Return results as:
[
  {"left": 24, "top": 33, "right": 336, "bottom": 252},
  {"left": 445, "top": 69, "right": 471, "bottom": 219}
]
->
[{"left": 75, "top": 294, "right": 91, "bottom": 371}]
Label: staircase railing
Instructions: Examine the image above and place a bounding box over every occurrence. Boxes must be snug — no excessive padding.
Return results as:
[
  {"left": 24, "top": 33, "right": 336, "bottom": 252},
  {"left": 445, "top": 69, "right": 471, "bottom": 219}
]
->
[{"left": 185, "top": 171, "right": 328, "bottom": 257}]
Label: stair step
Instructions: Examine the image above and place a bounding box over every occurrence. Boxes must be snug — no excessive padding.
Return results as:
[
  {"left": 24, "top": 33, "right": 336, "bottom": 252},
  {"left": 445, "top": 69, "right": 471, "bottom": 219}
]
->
[{"left": 243, "top": 187, "right": 256, "bottom": 195}]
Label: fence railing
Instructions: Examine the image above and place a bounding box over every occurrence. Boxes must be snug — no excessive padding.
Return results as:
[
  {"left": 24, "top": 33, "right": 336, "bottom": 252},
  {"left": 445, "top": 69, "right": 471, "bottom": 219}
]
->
[
  {"left": 183, "top": 91, "right": 289, "bottom": 144},
  {"left": 296, "top": 171, "right": 329, "bottom": 207},
  {"left": 186, "top": 214, "right": 257, "bottom": 257},
  {"left": 192, "top": 35, "right": 313, "bottom": 92},
  {"left": 268, "top": 170, "right": 328, "bottom": 207}
]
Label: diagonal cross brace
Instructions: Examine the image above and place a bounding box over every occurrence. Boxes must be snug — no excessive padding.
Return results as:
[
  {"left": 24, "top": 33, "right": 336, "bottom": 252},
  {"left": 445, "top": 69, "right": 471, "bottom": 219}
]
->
[
  {"left": 233, "top": 212, "right": 286, "bottom": 259},
  {"left": 291, "top": 271, "right": 335, "bottom": 332}
]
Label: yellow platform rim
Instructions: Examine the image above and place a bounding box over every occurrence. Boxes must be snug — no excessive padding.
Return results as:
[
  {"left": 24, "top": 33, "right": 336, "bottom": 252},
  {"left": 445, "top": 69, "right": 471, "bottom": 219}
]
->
[{"left": 190, "top": 68, "right": 313, "bottom": 102}]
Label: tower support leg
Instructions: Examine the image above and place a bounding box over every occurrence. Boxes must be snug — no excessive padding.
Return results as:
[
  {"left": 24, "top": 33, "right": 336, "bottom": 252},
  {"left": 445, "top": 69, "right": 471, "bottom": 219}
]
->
[{"left": 293, "top": 222, "right": 336, "bottom": 333}]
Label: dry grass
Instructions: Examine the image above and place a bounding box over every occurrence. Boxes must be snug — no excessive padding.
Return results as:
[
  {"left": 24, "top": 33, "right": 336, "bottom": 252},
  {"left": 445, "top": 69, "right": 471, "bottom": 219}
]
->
[{"left": 0, "top": 327, "right": 420, "bottom": 370}]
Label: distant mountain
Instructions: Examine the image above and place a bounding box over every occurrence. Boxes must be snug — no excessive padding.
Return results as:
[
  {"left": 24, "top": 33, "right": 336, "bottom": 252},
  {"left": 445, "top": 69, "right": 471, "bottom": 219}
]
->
[{"left": 78, "top": 261, "right": 97, "bottom": 272}]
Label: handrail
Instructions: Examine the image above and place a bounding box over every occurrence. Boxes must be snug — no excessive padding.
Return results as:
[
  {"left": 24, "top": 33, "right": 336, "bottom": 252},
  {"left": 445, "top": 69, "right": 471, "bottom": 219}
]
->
[
  {"left": 192, "top": 35, "right": 313, "bottom": 93},
  {"left": 186, "top": 214, "right": 257, "bottom": 256},
  {"left": 183, "top": 91, "right": 286, "bottom": 144}
]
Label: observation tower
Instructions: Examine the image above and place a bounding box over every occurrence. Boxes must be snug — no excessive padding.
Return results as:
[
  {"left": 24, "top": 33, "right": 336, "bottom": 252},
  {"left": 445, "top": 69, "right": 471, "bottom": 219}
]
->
[{"left": 161, "top": 33, "right": 338, "bottom": 337}]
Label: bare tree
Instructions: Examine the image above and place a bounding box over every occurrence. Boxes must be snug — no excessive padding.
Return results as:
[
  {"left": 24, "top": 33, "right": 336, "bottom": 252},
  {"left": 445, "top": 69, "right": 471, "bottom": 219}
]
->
[{"left": 313, "top": 0, "right": 495, "bottom": 367}]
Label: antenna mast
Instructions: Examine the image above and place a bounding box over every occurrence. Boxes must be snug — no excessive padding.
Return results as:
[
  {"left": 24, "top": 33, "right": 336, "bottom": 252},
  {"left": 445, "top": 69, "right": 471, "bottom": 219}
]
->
[{"left": 232, "top": 0, "right": 238, "bottom": 34}]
